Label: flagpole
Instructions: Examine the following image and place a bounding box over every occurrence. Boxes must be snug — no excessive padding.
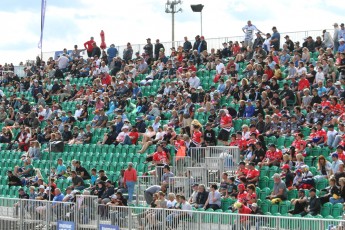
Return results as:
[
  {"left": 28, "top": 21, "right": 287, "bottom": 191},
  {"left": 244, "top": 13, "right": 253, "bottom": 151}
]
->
[{"left": 39, "top": 0, "right": 46, "bottom": 62}]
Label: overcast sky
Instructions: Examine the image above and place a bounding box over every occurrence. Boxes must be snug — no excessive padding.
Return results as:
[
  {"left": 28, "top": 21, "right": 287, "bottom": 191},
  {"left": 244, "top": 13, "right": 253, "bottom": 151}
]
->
[{"left": 1, "top": 0, "right": 344, "bottom": 65}]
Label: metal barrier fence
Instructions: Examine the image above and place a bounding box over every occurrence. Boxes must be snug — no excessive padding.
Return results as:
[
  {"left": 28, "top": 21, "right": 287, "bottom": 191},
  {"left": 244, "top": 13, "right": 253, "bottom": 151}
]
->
[
  {"left": 168, "top": 177, "right": 192, "bottom": 199},
  {"left": 42, "top": 29, "right": 333, "bottom": 63},
  {"left": 207, "top": 146, "right": 240, "bottom": 172},
  {"left": 1, "top": 199, "right": 344, "bottom": 230},
  {"left": 136, "top": 176, "right": 157, "bottom": 205}
]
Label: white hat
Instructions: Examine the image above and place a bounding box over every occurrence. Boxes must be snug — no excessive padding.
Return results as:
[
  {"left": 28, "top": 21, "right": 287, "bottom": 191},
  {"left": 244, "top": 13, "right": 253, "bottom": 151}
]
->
[
  {"left": 335, "top": 81, "right": 341, "bottom": 86},
  {"left": 197, "top": 86, "right": 203, "bottom": 90},
  {"left": 340, "top": 38, "right": 345, "bottom": 42},
  {"left": 157, "top": 94, "right": 162, "bottom": 98},
  {"left": 119, "top": 81, "right": 124, "bottom": 84},
  {"left": 121, "top": 126, "right": 129, "bottom": 130},
  {"left": 111, "top": 194, "right": 117, "bottom": 199},
  {"left": 45, "top": 187, "right": 51, "bottom": 191},
  {"left": 39, "top": 185, "right": 45, "bottom": 189}
]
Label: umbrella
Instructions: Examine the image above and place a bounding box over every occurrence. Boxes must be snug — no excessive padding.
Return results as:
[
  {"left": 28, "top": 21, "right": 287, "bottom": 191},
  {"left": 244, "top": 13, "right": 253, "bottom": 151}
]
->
[{"left": 100, "top": 30, "right": 106, "bottom": 50}]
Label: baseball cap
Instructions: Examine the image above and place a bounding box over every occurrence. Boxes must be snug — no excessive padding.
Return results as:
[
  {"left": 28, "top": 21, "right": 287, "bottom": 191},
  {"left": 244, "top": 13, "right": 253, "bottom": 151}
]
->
[
  {"left": 238, "top": 184, "right": 245, "bottom": 190},
  {"left": 39, "top": 185, "right": 45, "bottom": 189},
  {"left": 281, "top": 164, "right": 290, "bottom": 170}
]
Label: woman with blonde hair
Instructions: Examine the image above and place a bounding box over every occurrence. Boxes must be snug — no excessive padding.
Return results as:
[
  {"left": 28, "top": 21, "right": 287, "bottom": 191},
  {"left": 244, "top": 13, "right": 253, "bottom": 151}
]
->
[
  {"left": 301, "top": 47, "right": 310, "bottom": 64},
  {"left": 27, "top": 141, "right": 41, "bottom": 160},
  {"left": 294, "top": 153, "right": 305, "bottom": 170}
]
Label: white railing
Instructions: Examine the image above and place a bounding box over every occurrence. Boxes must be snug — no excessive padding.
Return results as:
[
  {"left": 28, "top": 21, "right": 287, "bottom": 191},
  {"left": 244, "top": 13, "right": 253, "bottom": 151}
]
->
[
  {"left": 0, "top": 197, "right": 344, "bottom": 230},
  {"left": 42, "top": 29, "right": 332, "bottom": 62}
]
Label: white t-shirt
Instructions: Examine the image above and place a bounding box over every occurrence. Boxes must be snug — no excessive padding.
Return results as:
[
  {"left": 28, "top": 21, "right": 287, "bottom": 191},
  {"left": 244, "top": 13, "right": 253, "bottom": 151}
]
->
[
  {"left": 57, "top": 56, "right": 69, "bottom": 69},
  {"left": 315, "top": 71, "right": 325, "bottom": 83},
  {"left": 242, "top": 25, "right": 258, "bottom": 41},
  {"left": 99, "top": 65, "right": 109, "bottom": 73},
  {"left": 216, "top": 63, "right": 225, "bottom": 74}
]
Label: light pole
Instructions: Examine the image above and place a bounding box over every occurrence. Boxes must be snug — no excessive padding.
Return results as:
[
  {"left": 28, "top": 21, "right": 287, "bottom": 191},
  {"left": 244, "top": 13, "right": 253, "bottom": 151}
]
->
[
  {"left": 191, "top": 4, "right": 204, "bottom": 36},
  {"left": 165, "top": 0, "right": 182, "bottom": 48}
]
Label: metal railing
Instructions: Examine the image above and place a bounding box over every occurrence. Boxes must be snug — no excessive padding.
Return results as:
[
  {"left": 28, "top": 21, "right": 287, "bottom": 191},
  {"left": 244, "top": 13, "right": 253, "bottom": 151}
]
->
[
  {"left": 1, "top": 197, "right": 344, "bottom": 230},
  {"left": 42, "top": 29, "right": 333, "bottom": 62}
]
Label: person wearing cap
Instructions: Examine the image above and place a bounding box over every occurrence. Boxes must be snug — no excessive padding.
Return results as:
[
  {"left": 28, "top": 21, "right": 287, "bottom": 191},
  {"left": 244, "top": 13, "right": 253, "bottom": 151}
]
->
[
  {"left": 115, "top": 125, "right": 132, "bottom": 145},
  {"left": 288, "top": 189, "right": 307, "bottom": 215},
  {"left": 331, "top": 153, "right": 344, "bottom": 175},
  {"left": 36, "top": 185, "right": 48, "bottom": 200},
  {"left": 143, "top": 38, "right": 153, "bottom": 59},
  {"left": 253, "top": 32, "right": 265, "bottom": 51},
  {"left": 242, "top": 20, "right": 262, "bottom": 49},
  {"left": 7, "top": 170, "right": 22, "bottom": 187},
  {"left": 303, "top": 188, "right": 321, "bottom": 216}
]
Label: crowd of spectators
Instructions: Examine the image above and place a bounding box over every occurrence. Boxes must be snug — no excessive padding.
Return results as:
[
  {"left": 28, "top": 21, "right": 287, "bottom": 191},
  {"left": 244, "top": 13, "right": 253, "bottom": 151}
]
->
[{"left": 2, "top": 20, "right": 345, "bottom": 227}]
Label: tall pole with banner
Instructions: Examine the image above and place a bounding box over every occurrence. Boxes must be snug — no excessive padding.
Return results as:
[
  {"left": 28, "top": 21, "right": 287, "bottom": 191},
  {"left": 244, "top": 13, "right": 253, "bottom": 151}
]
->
[{"left": 38, "top": 0, "right": 47, "bottom": 61}]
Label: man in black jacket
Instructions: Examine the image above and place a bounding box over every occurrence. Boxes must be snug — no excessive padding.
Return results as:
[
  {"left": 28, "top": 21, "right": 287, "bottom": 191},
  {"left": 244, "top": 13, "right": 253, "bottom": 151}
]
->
[
  {"left": 183, "top": 36, "right": 192, "bottom": 52},
  {"left": 154, "top": 39, "right": 164, "bottom": 60},
  {"left": 304, "top": 188, "right": 321, "bottom": 216},
  {"left": 91, "top": 42, "right": 101, "bottom": 57},
  {"left": 193, "top": 35, "right": 201, "bottom": 51},
  {"left": 195, "top": 184, "right": 209, "bottom": 208},
  {"left": 144, "top": 38, "right": 153, "bottom": 59},
  {"left": 8, "top": 170, "right": 22, "bottom": 186}
]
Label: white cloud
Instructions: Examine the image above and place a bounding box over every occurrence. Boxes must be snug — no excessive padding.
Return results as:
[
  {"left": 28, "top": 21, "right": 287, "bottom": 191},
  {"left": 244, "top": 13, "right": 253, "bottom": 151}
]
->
[{"left": 1, "top": 0, "right": 345, "bottom": 65}]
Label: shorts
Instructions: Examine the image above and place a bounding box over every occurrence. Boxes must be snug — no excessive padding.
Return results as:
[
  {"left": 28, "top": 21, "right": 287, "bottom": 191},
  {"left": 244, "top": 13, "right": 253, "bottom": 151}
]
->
[
  {"left": 243, "top": 40, "right": 253, "bottom": 48},
  {"left": 218, "top": 129, "right": 230, "bottom": 142}
]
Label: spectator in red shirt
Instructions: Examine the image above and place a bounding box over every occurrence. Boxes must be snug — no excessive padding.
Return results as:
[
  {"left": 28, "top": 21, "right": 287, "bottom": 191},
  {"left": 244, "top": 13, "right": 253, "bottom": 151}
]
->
[
  {"left": 296, "top": 74, "right": 310, "bottom": 104},
  {"left": 217, "top": 109, "right": 233, "bottom": 145},
  {"left": 236, "top": 184, "right": 248, "bottom": 203},
  {"left": 315, "top": 122, "right": 327, "bottom": 145},
  {"left": 291, "top": 133, "right": 307, "bottom": 154},
  {"left": 84, "top": 36, "right": 94, "bottom": 58},
  {"left": 128, "top": 127, "right": 139, "bottom": 144},
  {"left": 260, "top": 144, "right": 283, "bottom": 167},
  {"left": 123, "top": 162, "right": 137, "bottom": 204},
  {"left": 100, "top": 73, "right": 112, "bottom": 86},
  {"left": 335, "top": 145, "right": 345, "bottom": 161},
  {"left": 246, "top": 162, "right": 260, "bottom": 185},
  {"left": 234, "top": 202, "right": 252, "bottom": 225},
  {"left": 190, "top": 124, "right": 203, "bottom": 148},
  {"left": 236, "top": 162, "right": 249, "bottom": 178},
  {"left": 236, "top": 131, "right": 248, "bottom": 152}
]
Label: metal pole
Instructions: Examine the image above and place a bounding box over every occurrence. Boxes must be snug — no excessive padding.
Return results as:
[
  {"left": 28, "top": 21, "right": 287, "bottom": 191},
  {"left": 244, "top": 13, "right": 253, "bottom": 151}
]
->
[
  {"left": 172, "top": 11, "right": 175, "bottom": 48},
  {"left": 200, "top": 11, "right": 203, "bottom": 36},
  {"left": 48, "top": 142, "right": 51, "bottom": 201}
]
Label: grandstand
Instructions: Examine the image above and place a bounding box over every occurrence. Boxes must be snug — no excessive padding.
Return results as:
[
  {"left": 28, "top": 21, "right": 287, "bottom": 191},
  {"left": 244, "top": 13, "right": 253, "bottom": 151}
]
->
[{"left": 1, "top": 23, "right": 345, "bottom": 229}]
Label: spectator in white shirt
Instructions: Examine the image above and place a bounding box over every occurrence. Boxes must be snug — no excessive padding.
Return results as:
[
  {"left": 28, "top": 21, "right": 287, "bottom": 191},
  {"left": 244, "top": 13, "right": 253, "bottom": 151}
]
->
[
  {"left": 188, "top": 72, "right": 200, "bottom": 89},
  {"left": 215, "top": 59, "right": 225, "bottom": 75},
  {"left": 314, "top": 67, "right": 325, "bottom": 85},
  {"left": 57, "top": 54, "right": 69, "bottom": 70},
  {"left": 74, "top": 104, "right": 83, "bottom": 120},
  {"left": 242, "top": 20, "right": 262, "bottom": 48},
  {"left": 166, "top": 193, "right": 177, "bottom": 208},
  {"left": 99, "top": 61, "right": 109, "bottom": 73}
]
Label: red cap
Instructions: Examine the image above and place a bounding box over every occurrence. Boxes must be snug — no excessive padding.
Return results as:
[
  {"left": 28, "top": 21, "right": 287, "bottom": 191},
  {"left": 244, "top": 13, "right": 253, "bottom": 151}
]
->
[
  {"left": 238, "top": 184, "right": 245, "bottom": 190},
  {"left": 281, "top": 164, "right": 290, "bottom": 170}
]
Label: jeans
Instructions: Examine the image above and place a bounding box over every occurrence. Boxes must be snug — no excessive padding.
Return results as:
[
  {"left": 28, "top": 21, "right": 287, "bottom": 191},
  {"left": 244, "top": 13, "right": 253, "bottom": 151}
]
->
[{"left": 126, "top": 181, "right": 135, "bottom": 203}]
